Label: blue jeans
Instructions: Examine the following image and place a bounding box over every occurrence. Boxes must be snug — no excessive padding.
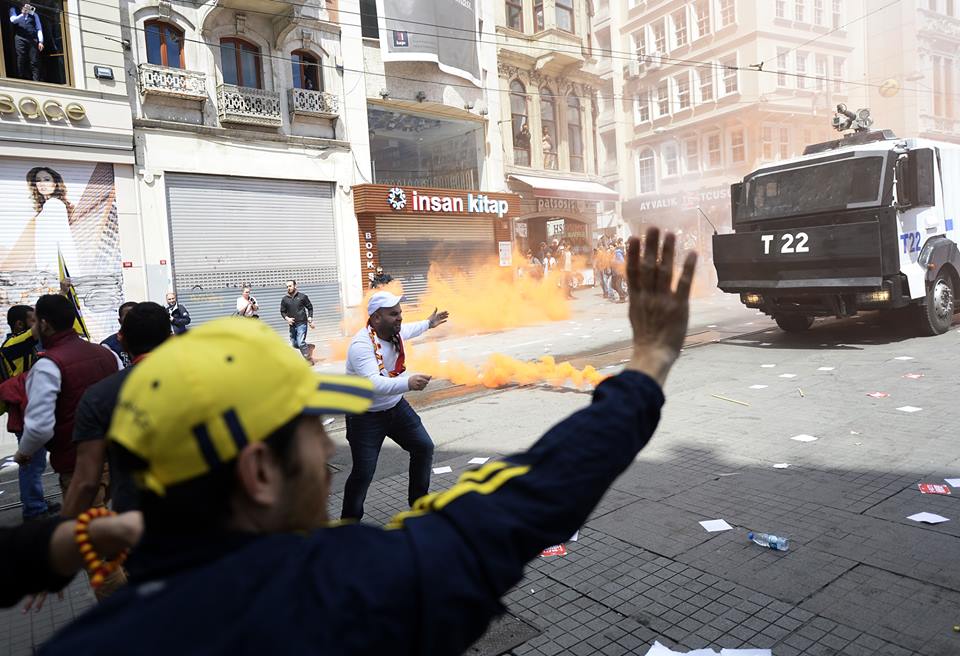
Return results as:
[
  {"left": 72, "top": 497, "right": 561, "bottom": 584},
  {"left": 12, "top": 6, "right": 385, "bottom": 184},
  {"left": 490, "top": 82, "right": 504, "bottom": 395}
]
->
[
  {"left": 289, "top": 322, "right": 308, "bottom": 356},
  {"left": 17, "top": 435, "right": 49, "bottom": 518},
  {"left": 340, "top": 398, "right": 435, "bottom": 520}
]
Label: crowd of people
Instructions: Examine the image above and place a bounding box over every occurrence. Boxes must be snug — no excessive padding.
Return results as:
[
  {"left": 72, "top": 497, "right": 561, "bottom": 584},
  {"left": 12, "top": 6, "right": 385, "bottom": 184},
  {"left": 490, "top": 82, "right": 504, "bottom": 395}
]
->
[{"left": 0, "top": 228, "right": 697, "bottom": 655}]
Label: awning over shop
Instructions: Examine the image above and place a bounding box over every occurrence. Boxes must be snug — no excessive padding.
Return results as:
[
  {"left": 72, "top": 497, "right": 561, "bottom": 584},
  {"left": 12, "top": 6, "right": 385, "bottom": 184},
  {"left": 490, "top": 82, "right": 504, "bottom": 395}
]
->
[{"left": 508, "top": 174, "right": 619, "bottom": 201}]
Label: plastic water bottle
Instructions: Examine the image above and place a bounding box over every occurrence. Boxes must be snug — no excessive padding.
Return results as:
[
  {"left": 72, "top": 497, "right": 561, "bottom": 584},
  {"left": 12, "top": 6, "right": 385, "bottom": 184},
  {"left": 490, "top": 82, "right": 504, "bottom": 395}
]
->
[{"left": 747, "top": 531, "right": 789, "bottom": 551}]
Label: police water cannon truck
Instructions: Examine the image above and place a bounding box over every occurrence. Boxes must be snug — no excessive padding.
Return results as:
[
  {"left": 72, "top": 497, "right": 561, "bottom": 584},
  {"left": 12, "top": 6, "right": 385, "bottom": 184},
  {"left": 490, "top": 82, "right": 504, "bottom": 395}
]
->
[{"left": 713, "top": 105, "right": 960, "bottom": 335}]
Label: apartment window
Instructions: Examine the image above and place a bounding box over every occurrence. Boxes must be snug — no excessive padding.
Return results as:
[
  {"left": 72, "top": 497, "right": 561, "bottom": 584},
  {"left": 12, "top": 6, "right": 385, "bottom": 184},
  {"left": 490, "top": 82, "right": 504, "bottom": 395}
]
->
[
  {"left": 683, "top": 136, "right": 699, "bottom": 172},
  {"left": 637, "top": 148, "right": 656, "bottom": 193},
  {"left": 719, "top": 0, "right": 735, "bottom": 27},
  {"left": 541, "top": 89, "right": 558, "bottom": 170},
  {"left": 652, "top": 20, "right": 667, "bottom": 54},
  {"left": 832, "top": 0, "right": 843, "bottom": 28},
  {"left": 360, "top": 0, "right": 379, "bottom": 39},
  {"left": 721, "top": 55, "right": 738, "bottom": 94},
  {"left": 602, "top": 132, "right": 618, "bottom": 170},
  {"left": 833, "top": 57, "right": 845, "bottom": 92},
  {"left": 510, "top": 80, "right": 531, "bottom": 166},
  {"left": 145, "top": 20, "right": 184, "bottom": 69},
  {"left": 777, "top": 48, "right": 789, "bottom": 86},
  {"left": 694, "top": 1, "right": 711, "bottom": 38},
  {"left": 676, "top": 72, "right": 691, "bottom": 109},
  {"left": 567, "top": 95, "right": 585, "bottom": 172},
  {"left": 291, "top": 50, "right": 321, "bottom": 90},
  {"left": 815, "top": 54, "right": 828, "bottom": 90},
  {"left": 796, "top": 52, "right": 808, "bottom": 89},
  {"left": 221, "top": 37, "right": 262, "bottom": 88},
  {"left": 632, "top": 31, "right": 646, "bottom": 59},
  {"left": 705, "top": 133, "right": 722, "bottom": 168},
  {"left": 534, "top": 0, "right": 545, "bottom": 30},
  {"left": 635, "top": 90, "right": 650, "bottom": 123},
  {"left": 556, "top": 0, "right": 575, "bottom": 33},
  {"left": 662, "top": 141, "right": 679, "bottom": 177},
  {"left": 729, "top": 128, "right": 745, "bottom": 163},
  {"left": 794, "top": 0, "right": 805, "bottom": 22},
  {"left": 2, "top": 0, "right": 69, "bottom": 84},
  {"left": 761, "top": 126, "right": 775, "bottom": 161},
  {"left": 698, "top": 67, "right": 714, "bottom": 102},
  {"left": 673, "top": 9, "right": 688, "bottom": 48},
  {"left": 778, "top": 127, "right": 790, "bottom": 159},
  {"left": 656, "top": 80, "right": 670, "bottom": 116},
  {"left": 776, "top": 0, "right": 786, "bottom": 18},
  {"left": 506, "top": 0, "right": 523, "bottom": 30},
  {"left": 814, "top": 0, "right": 824, "bottom": 25}
]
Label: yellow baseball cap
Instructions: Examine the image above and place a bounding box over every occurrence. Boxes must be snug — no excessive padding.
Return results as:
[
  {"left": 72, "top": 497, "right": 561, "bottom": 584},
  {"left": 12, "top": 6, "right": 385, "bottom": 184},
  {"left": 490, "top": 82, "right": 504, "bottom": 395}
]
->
[{"left": 108, "top": 317, "right": 373, "bottom": 496}]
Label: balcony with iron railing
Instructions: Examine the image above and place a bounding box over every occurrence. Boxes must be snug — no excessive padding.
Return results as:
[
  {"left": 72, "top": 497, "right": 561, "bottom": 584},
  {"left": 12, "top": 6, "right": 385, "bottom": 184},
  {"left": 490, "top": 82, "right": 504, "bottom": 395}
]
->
[
  {"left": 138, "top": 64, "right": 207, "bottom": 101},
  {"left": 288, "top": 88, "right": 339, "bottom": 119},
  {"left": 217, "top": 84, "right": 282, "bottom": 127}
]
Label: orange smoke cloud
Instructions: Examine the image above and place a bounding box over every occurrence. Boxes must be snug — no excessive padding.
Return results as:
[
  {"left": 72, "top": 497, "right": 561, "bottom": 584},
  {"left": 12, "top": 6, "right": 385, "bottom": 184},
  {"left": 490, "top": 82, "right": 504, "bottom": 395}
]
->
[
  {"left": 408, "top": 346, "right": 607, "bottom": 390},
  {"left": 326, "top": 253, "right": 572, "bottom": 359}
]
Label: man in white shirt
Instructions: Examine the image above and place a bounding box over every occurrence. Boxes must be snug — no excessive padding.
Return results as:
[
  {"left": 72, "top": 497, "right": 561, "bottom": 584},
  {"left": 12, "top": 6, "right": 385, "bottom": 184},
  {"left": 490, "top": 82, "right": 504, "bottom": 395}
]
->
[
  {"left": 235, "top": 286, "right": 259, "bottom": 318},
  {"left": 341, "top": 291, "right": 448, "bottom": 520}
]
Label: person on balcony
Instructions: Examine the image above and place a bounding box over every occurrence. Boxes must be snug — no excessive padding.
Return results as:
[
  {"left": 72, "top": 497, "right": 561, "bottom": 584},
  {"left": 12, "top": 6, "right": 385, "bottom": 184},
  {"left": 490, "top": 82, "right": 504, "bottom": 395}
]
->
[{"left": 9, "top": 3, "right": 43, "bottom": 82}]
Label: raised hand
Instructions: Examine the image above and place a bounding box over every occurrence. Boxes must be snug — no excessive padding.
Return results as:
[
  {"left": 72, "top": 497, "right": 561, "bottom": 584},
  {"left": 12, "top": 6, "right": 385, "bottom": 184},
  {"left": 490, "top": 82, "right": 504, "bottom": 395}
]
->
[
  {"left": 428, "top": 308, "right": 449, "bottom": 329},
  {"left": 624, "top": 227, "right": 697, "bottom": 385}
]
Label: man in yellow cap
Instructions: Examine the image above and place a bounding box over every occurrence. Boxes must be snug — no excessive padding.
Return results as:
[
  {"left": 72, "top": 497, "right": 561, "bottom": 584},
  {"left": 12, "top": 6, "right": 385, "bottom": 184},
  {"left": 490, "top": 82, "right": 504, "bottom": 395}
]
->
[{"left": 40, "top": 227, "right": 696, "bottom": 656}]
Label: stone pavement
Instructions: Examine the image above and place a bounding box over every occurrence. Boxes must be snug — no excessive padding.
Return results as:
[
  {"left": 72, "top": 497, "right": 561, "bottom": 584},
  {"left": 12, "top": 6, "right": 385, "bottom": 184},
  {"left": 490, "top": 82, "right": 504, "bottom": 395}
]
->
[{"left": 2, "top": 303, "right": 959, "bottom": 654}]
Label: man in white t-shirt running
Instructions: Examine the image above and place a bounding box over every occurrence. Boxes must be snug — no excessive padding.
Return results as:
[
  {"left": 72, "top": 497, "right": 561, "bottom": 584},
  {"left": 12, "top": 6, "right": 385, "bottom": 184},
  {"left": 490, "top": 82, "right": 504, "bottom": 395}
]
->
[{"left": 341, "top": 291, "right": 448, "bottom": 520}]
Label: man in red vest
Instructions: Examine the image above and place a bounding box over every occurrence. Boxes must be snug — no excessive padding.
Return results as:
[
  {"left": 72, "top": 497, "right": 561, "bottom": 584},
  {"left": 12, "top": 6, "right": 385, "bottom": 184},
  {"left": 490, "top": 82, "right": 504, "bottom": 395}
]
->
[{"left": 13, "top": 295, "right": 118, "bottom": 497}]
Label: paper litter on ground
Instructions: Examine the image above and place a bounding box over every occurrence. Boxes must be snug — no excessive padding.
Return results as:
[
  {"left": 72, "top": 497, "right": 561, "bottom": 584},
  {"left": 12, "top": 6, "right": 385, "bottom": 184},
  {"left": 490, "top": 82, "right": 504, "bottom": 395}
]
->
[
  {"left": 322, "top": 417, "right": 336, "bottom": 426},
  {"left": 894, "top": 356, "right": 915, "bottom": 361},
  {"left": 760, "top": 364, "right": 776, "bottom": 368},
  {"left": 945, "top": 478, "right": 960, "bottom": 487},
  {"left": 866, "top": 392, "right": 890, "bottom": 399},
  {"left": 540, "top": 544, "right": 567, "bottom": 557},
  {"left": 642, "top": 642, "right": 771, "bottom": 656},
  {"left": 918, "top": 483, "right": 951, "bottom": 495},
  {"left": 569, "top": 530, "right": 579, "bottom": 542},
  {"left": 0, "top": 462, "right": 17, "bottom": 472},
  {"left": 903, "top": 373, "right": 924, "bottom": 380},
  {"left": 468, "top": 457, "right": 490, "bottom": 465},
  {"left": 778, "top": 373, "right": 797, "bottom": 379},
  {"left": 748, "top": 385, "right": 768, "bottom": 389},
  {"left": 773, "top": 463, "right": 790, "bottom": 469},
  {"left": 896, "top": 406, "right": 923, "bottom": 413},
  {"left": 432, "top": 466, "right": 453, "bottom": 474},
  {"left": 699, "top": 519, "right": 733, "bottom": 532},
  {"left": 907, "top": 512, "right": 949, "bottom": 524},
  {"left": 790, "top": 434, "right": 818, "bottom": 442},
  {"left": 817, "top": 366, "right": 835, "bottom": 371}
]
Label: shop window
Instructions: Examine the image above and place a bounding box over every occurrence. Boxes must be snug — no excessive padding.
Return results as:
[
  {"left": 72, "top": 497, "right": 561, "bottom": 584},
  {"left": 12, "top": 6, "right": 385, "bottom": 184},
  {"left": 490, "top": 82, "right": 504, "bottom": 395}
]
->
[
  {"left": 555, "top": 0, "right": 574, "bottom": 33},
  {"left": 506, "top": 0, "right": 523, "bottom": 31},
  {"left": 360, "top": 0, "right": 379, "bottom": 39},
  {"left": 220, "top": 37, "right": 262, "bottom": 89},
  {"left": 2, "top": 0, "right": 69, "bottom": 84},
  {"left": 145, "top": 20, "right": 184, "bottom": 69},
  {"left": 637, "top": 148, "right": 656, "bottom": 193},
  {"left": 510, "top": 79, "right": 531, "bottom": 166},
  {"left": 540, "top": 88, "right": 558, "bottom": 170},
  {"left": 534, "top": 0, "right": 544, "bottom": 30},
  {"left": 291, "top": 49, "right": 321, "bottom": 91},
  {"left": 567, "top": 94, "right": 584, "bottom": 172}
]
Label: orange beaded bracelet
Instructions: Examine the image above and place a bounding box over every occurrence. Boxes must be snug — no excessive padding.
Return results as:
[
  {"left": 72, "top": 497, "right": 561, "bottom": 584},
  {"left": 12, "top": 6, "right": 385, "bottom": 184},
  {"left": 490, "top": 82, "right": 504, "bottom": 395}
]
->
[{"left": 74, "top": 507, "right": 129, "bottom": 589}]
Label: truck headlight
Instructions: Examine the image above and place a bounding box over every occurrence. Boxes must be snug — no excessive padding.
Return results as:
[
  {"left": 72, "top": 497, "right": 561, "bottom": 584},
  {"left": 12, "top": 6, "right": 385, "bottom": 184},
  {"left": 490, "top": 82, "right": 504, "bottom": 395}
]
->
[
  {"left": 741, "top": 293, "right": 763, "bottom": 307},
  {"left": 856, "top": 290, "right": 890, "bottom": 304}
]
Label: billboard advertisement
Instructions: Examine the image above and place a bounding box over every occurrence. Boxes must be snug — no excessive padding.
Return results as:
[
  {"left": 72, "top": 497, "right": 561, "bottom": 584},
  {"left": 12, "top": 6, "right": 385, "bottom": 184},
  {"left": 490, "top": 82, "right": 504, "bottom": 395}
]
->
[
  {"left": 0, "top": 157, "right": 122, "bottom": 340},
  {"left": 377, "top": 0, "right": 480, "bottom": 87}
]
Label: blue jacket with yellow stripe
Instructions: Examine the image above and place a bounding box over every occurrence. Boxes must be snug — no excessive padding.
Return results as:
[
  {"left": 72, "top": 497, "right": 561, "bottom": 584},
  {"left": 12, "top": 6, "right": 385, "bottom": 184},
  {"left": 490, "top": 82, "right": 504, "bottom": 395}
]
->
[{"left": 40, "top": 371, "right": 664, "bottom": 655}]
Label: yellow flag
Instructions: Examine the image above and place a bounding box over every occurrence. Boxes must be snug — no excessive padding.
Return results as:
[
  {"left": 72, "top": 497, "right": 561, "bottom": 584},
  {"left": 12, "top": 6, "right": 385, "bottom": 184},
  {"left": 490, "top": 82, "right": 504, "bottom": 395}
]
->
[{"left": 57, "top": 250, "right": 90, "bottom": 339}]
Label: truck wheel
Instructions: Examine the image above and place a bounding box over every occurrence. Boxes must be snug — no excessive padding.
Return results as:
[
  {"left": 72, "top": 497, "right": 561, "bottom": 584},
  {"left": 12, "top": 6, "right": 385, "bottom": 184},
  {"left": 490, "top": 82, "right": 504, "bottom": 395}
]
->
[
  {"left": 774, "top": 314, "right": 815, "bottom": 332},
  {"left": 918, "top": 272, "right": 955, "bottom": 336}
]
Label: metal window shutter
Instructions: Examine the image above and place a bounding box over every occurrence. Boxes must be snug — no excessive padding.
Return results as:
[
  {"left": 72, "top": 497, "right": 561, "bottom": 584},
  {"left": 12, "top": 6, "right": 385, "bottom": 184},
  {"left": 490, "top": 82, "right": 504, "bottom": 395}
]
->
[
  {"left": 375, "top": 216, "right": 495, "bottom": 301},
  {"left": 165, "top": 173, "right": 343, "bottom": 338}
]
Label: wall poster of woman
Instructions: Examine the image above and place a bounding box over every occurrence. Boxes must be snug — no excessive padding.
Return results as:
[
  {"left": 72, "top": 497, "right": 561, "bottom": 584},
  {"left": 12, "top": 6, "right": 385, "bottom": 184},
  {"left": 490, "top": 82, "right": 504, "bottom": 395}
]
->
[{"left": 0, "top": 157, "right": 122, "bottom": 341}]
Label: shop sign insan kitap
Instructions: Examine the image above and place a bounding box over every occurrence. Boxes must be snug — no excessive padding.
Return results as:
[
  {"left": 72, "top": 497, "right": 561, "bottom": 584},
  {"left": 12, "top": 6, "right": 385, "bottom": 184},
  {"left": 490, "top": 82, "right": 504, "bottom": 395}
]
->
[{"left": 386, "top": 186, "right": 509, "bottom": 218}]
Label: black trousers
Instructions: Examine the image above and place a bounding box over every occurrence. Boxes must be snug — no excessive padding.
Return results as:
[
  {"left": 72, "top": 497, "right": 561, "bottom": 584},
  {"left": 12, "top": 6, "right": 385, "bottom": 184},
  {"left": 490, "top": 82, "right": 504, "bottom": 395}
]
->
[{"left": 15, "top": 36, "right": 40, "bottom": 82}]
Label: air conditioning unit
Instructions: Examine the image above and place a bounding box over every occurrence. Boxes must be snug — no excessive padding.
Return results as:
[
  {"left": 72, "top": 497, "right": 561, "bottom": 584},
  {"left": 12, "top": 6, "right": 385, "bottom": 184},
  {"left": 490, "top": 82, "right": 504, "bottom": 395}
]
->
[
  {"left": 627, "top": 59, "right": 642, "bottom": 78},
  {"left": 646, "top": 52, "right": 664, "bottom": 70}
]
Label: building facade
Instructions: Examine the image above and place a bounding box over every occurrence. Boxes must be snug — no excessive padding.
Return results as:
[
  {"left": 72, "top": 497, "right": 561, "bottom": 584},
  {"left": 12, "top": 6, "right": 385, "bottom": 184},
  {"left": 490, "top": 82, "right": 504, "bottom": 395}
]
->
[
  {"left": 118, "top": 0, "right": 369, "bottom": 337},
  {"left": 353, "top": 0, "right": 516, "bottom": 298},
  {"left": 866, "top": 0, "right": 960, "bottom": 143},
  {"left": 619, "top": 0, "right": 868, "bottom": 251},
  {"left": 496, "top": 0, "right": 619, "bottom": 257},
  {"left": 0, "top": 0, "right": 135, "bottom": 343}
]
